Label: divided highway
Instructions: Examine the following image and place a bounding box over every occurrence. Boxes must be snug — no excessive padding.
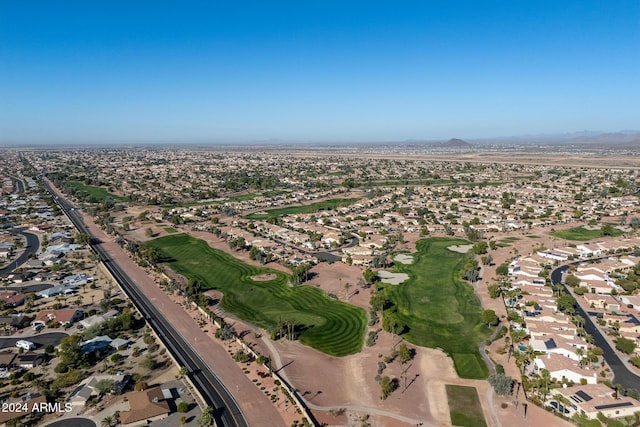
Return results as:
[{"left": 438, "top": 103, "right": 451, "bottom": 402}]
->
[{"left": 43, "top": 180, "right": 248, "bottom": 427}]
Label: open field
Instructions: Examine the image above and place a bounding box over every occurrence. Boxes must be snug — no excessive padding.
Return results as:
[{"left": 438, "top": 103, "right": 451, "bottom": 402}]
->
[
  {"left": 245, "top": 197, "right": 360, "bottom": 219},
  {"left": 446, "top": 384, "right": 487, "bottom": 427},
  {"left": 65, "top": 181, "right": 127, "bottom": 202},
  {"left": 383, "top": 238, "right": 490, "bottom": 379},
  {"left": 550, "top": 226, "right": 623, "bottom": 241},
  {"left": 145, "top": 234, "right": 366, "bottom": 356}
]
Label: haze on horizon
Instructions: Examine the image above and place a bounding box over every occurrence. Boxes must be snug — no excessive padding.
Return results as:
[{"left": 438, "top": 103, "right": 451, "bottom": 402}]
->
[{"left": 1, "top": 1, "right": 639, "bottom": 144}]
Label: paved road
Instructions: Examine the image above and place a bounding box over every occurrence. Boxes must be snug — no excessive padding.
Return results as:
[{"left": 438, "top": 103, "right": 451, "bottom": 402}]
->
[
  {"left": 0, "top": 227, "right": 39, "bottom": 275},
  {"left": 5, "top": 283, "right": 53, "bottom": 293},
  {"left": 551, "top": 265, "right": 640, "bottom": 390},
  {"left": 42, "top": 418, "right": 96, "bottom": 427},
  {"left": 42, "top": 179, "right": 250, "bottom": 427},
  {"left": 0, "top": 332, "right": 68, "bottom": 350}
]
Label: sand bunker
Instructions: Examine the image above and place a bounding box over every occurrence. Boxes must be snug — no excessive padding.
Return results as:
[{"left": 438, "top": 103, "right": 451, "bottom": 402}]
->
[
  {"left": 447, "top": 244, "right": 472, "bottom": 253},
  {"left": 394, "top": 254, "right": 414, "bottom": 264},
  {"left": 251, "top": 274, "right": 277, "bottom": 281},
  {"left": 378, "top": 271, "right": 410, "bottom": 285}
]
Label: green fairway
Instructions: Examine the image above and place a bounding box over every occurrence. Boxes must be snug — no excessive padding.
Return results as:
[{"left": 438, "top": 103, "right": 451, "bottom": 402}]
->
[
  {"left": 145, "top": 234, "right": 366, "bottom": 356},
  {"left": 551, "top": 226, "right": 623, "bottom": 241},
  {"left": 446, "top": 385, "right": 487, "bottom": 427},
  {"left": 382, "top": 238, "right": 490, "bottom": 379},
  {"left": 66, "top": 181, "right": 127, "bottom": 203},
  {"left": 245, "top": 198, "right": 360, "bottom": 219}
]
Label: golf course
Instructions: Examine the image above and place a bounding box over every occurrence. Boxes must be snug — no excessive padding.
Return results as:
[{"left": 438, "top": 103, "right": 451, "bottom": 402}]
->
[
  {"left": 550, "top": 225, "right": 623, "bottom": 241},
  {"left": 382, "top": 237, "right": 491, "bottom": 379},
  {"left": 245, "top": 197, "right": 360, "bottom": 219},
  {"left": 144, "top": 234, "right": 366, "bottom": 356}
]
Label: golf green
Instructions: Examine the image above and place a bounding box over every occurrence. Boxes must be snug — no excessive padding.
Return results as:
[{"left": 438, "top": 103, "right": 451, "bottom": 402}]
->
[{"left": 145, "top": 234, "right": 366, "bottom": 356}]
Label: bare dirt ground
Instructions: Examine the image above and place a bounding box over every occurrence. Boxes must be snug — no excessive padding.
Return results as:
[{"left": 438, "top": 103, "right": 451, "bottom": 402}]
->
[{"left": 285, "top": 151, "right": 640, "bottom": 169}]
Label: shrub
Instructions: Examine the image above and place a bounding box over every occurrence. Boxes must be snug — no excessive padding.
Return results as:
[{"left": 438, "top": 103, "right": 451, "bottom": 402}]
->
[
  {"left": 54, "top": 362, "right": 69, "bottom": 374},
  {"left": 177, "top": 401, "right": 189, "bottom": 413}
]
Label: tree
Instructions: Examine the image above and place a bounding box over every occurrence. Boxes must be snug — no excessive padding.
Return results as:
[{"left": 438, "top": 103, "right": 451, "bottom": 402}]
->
[
  {"left": 556, "top": 293, "right": 576, "bottom": 315},
  {"left": 58, "top": 335, "right": 83, "bottom": 367},
  {"left": 76, "top": 232, "right": 90, "bottom": 246},
  {"left": 95, "top": 379, "right": 115, "bottom": 397},
  {"left": 382, "top": 311, "right": 406, "bottom": 336},
  {"left": 363, "top": 268, "right": 378, "bottom": 285},
  {"left": 397, "top": 343, "right": 412, "bottom": 364},
  {"left": 488, "top": 373, "right": 514, "bottom": 396},
  {"left": 488, "top": 284, "right": 501, "bottom": 299},
  {"left": 249, "top": 246, "right": 260, "bottom": 260},
  {"left": 482, "top": 309, "right": 500, "bottom": 327},
  {"left": 101, "top": 416, "right": 114, "bottom": 427},
  {"left": 496, "top": 262, "right": 509, "bottom": 276},
  {"left": 616, "top": 337, "right": 637, "bottom": 355},
  {"left": 472, "top": 242, "right": 488, "bottom": 255},
  {"left": 177, "top": 401, "right": 190, "bottom": 413},
  {"left": 379, "top": 376, "right": 398, "bottom": 400},
  {"left": 139, "top": 355, "right": 156, "bottom": 371},
  {"left": 601, "top": 224, "right": 615, "bottom": 236},
  {"left": 564, "top": 274, "right": 580, "bottom": 288},
  {"left": 198, "top": 406, "right": 215, "bottom": 426}
]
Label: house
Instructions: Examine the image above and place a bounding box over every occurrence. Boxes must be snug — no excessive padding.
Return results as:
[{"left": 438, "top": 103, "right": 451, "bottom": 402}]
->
[
  {"left": 15, "top": 352, "right": 45, "bottom": 369},
  {"left": 583, "top": 294, "right": 621, "bottom": 313},
  {"left": 0, "top": 314, "right": 31, "bottom": 334},
  {"left": 0, "top": 292, "right": 25, "bottom": 308},
  {"left": 119, "top": 386, "right": 171, "bottom": 426},
  {"left": 36, "top": 284, "right": 77, "bottom": 298},
  {"left": 68, "top": 374, "right": 131, "bottom": 406},
  {"left": 0, "top": 393, "right": 47, "bottom": 426},
  {"left": 63, "top": 273, "right": 94, "bottom": 285},
  {"left": 79, "top": 310, "right": 118, "bottom": 329},
  {"left": 549, "top": 383, "right": 640, "bottom": 420},
  {"left": 533, "top": 353, "right": 598, "bottom": 384},
  {"left": 80, "top": 335, "right": 113, "bottom": 354},
  {"left": 32, "top": 309, "right": 83, "bottom": 327}
]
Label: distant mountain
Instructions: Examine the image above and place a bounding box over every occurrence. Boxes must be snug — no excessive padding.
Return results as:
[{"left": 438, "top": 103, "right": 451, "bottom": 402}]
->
[
  {"left": 437, "top": 138, "right": 472, "bottom": 148},
  {"left": 471, "top": 130, "right": 640, "bottom": 147}
]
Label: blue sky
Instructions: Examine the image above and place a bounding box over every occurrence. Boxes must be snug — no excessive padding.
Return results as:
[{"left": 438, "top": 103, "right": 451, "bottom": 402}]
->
[{"left": 1, "top": 1, "right": 638, "bottom": 143}]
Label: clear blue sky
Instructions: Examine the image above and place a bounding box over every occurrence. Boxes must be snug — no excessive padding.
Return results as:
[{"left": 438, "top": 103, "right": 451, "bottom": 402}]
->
[{"left": 1, "top": 1, "right": 638, "bottom": 143}]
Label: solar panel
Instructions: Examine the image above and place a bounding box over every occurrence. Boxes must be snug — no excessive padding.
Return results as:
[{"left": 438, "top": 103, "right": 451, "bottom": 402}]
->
[
  {"left": 575, "top": 390, "right": 593, "bottom": 402},
  {"left": 594, "top": 401, "right": 634, "bottom": 410},
  {"left": 544, "top": 338, "right": 557, "bottom": 349}
]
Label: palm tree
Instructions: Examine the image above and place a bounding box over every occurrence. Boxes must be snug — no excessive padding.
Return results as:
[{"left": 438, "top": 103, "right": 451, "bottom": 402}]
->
[
  {"left": 101, "top": 416, "right": 113, "bottom": 427},
  {"left": 576, "top": 348, "right": 585, "bottom": 367},
  {"left": 539, "top": 369, "right": 552, "bottom": 402}
]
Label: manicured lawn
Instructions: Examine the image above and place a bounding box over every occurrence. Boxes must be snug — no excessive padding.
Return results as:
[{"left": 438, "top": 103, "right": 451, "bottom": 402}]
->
[
  {"left": 145, "top": 234, "right": 366, "bottom": 356},
  {"left": 550, "top": 226, "right": 623, "bottom": 241},
  {"left": 382, "top": 238, "right": 490, "bottom": 379},
  {"left": 245, "top": 198, "right": 360, "bottom": 219},
  {"left": 446, "top": 385, "right": 487, "bottom": 427},
  {"left": 163, "top": 227, "right": 178, "bottom": 233},
  {"left": 65, "top": 181, "right": 126, "bottom": 202}
]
